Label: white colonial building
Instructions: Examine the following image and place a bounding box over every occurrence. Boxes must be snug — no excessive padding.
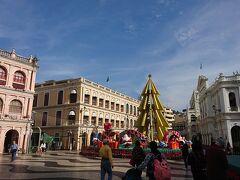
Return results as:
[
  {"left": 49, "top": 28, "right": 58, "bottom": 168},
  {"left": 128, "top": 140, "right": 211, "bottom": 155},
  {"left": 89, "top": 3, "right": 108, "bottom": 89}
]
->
[
  {"left": 192, "top": 73, "right": 240, "bottom": 151},
  {"left": 186, "top": 90, "right": 200, "bottom": 140}
]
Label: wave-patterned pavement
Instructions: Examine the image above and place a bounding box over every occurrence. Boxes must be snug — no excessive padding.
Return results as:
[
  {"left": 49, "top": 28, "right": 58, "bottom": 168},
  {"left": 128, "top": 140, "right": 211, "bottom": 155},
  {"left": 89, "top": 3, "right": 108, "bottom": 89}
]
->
[{"left": 0, "top": 151, "right": 193, "bottom": 180}]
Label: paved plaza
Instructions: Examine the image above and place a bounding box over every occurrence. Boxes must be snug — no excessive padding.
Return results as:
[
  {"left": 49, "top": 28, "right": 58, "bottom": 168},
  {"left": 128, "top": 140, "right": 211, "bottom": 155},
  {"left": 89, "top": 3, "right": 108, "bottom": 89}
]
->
[{"left": 0, "top": 151, "right": 193, "bottom": 180}]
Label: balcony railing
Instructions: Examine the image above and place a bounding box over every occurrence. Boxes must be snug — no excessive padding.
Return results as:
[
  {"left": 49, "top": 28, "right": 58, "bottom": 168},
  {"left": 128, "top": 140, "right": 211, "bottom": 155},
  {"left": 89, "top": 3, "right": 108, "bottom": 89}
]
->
[
  {"left": 67, "top": 121, "right": 75, "bottom": 126},
  {"left": 230, "top": 106, "right": 238, "bottom": 112}
]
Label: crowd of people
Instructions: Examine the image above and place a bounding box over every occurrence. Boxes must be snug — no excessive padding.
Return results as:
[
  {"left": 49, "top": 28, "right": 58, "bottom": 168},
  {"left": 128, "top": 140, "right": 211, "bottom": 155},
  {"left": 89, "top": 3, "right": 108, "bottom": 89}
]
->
[
  {"left": 99, "top": 139, "right": 170, "bottom": 180},
  {"left": 99, "top": 137, "right": 231, "bottom": 180},
  {"left": 182, "top": 137, "right": 229, "bottom": 180},
  {"left": 8, "top": 136, "right": 230, "bottom": 180}
]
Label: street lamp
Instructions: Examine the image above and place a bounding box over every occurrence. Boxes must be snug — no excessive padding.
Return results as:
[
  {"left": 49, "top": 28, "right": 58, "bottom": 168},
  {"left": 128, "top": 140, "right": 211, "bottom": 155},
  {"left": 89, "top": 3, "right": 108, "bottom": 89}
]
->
[
  {"left": 37, "top": 126, "right": 41, "bottom": 148},
  {"left": 212, "top": 105, "right": 221, "bottom": 139},
  {"left": 126, "top": 115, "right": 129, "bottom": 130},
  {"left": 68, "top": 130, "right": 72, "bottom": 150},
  {"left": 78, "top": 106, "right": 86, "bottom": 150}
]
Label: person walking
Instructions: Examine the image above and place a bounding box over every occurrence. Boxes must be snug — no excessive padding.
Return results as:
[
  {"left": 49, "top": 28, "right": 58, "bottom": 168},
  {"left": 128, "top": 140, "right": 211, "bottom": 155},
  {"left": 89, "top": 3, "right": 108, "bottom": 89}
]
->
[
  {"left": 40, "top": 142, "right": 46, "bottom": 153},
  {"left": 10, "top": 140, "right": 18, "bottom": 162},
  {"left": 137, "top": 141, "right": 163, "bottom": 180},
  {"left": 188, "top": 141, "right": 207, "bottom": 180},
  {"left": 181, "top": 142, "right": 189, "bottom": 169},
  {"left": 99, "top": 139, "right": 113, "bottom": 180},
  {"left": 226, "top": 141, "right": 232, "bottom": 155},
  {"left": 131, "top": 140, "right": 145, "bottom": 167},
  {"left": 206, "top": 137, "right": 228, "bottom": 180}
]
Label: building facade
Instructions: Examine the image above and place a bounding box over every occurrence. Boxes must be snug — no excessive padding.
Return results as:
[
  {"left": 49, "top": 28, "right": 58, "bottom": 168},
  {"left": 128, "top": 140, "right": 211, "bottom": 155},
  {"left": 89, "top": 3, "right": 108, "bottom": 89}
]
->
[
  {"left": 172, "top": 112, "right": 187, "bottom": 137},
  {"left": 0, "top": 49, "right": 38, "bottom": 154},
  {"left": 33, "top": 78, "right": 139, "bottom": 150},
  {"left": 163, "top": 107, "right": 175, "bottom": 129},
  {"left": 196, "top": 73, "right": 240, "bottom": 150},
  {"left": 186, "top": 90, "right": 200, "bottom": 140}
]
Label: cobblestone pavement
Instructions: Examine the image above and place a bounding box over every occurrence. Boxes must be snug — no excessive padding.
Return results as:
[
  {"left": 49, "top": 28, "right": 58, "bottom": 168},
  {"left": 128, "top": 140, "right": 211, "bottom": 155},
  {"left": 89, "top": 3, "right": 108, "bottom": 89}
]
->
[{"left": 0, "top": 151, "right": 192, "bottom": 180}]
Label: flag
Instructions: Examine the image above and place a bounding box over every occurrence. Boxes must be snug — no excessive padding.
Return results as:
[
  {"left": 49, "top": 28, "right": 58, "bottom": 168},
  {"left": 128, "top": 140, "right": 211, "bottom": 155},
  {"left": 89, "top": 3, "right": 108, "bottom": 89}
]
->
[
  {"left": 200, "top": 63, "right": 203, "bottom": 70},
  {"left": 106, "top": 76, "right": 110, "bottom": 82}
]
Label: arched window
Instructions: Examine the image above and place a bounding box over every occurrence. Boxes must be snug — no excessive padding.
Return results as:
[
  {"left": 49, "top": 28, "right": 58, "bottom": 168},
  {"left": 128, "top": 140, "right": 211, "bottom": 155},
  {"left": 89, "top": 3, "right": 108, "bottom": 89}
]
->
[
  {"left": 0, "top": 66, "right": 7, "bottom": 85},
  {"left": 9, "top": 100, "right": 22, "bottom": 114},
  {"left": 0, "top": 98, "right": 3, "bottom": 112},
  {"left": 229, "top": 92, "right": 237, "bottom": 111},
  {"left": 68, "top": 110, "right": 76, "bottom": 125},
  {"left": 70, "top": 89, "right": 77, "bottom": 103},
  {"left": 191, "top": 114, "right": 197, "bottom": 122},
  {"left": 231, "top": 126, "right": 240, "bottom": 150},
  {"left": 126, "top": 104, "right": 129, "bottom": 114},
  {"left": 58, "top": 90, "right": 63, "bottom": 104},
  {"left": 68, "top": 110, "right": 76, "bottom": 120},
  {"left": 56, "top": 111, "right": 62, "bottom": 126},
  {"left": 92, "top": 96, "right": 97, "bottom": 106},
  {"left": 13, "top": 71, "right": 25, "bottom": 89},
  {"left": 42, "top": 112, "right": 48, "bottom": 126}
]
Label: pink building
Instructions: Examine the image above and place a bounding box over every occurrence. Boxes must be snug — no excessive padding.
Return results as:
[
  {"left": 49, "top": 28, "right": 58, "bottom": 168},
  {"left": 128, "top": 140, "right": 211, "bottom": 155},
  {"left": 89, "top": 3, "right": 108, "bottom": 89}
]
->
[{"left": 0, "top": 49, "right": 38, "bottom": 154}]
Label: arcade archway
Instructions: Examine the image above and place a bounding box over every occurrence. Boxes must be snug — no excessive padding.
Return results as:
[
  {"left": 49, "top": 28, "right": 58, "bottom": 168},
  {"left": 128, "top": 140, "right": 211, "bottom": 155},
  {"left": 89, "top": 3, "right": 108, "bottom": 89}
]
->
[
  {"left": 4, "top": 130, "right": 19, "bottom": 153},
  {"left": 231, "top": 126, "right": 240, "bottom": 152}
]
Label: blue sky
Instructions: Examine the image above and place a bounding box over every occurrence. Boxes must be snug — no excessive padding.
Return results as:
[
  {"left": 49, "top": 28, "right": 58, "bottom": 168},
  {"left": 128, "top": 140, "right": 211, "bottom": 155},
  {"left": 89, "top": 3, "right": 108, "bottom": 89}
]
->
[{"left": 1, "top": 0, "right": 240, "bottom": 111}]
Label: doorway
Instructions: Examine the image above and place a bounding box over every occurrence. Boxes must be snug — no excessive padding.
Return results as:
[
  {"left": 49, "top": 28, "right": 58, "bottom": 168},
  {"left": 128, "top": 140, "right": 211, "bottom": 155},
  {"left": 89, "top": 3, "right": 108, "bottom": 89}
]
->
[
  {"left": 3, "top": 130, "right": 19, "bottom": 153},
  {"left": 231, "top": 126, "right": 240, "bottom": 153}
]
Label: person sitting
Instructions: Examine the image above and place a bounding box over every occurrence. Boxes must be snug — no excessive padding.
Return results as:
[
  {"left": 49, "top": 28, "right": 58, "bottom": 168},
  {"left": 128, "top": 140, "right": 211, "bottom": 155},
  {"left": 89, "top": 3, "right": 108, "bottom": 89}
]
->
[
  {"left": 121, "top": 134, "right": 132, "bottom": 148},
  {"left": 104, "top": 120, "right": 112, "bottom": 136}
]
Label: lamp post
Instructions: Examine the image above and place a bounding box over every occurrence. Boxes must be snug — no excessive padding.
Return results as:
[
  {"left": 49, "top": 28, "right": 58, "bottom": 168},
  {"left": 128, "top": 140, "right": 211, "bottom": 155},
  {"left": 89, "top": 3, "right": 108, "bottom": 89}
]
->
[
  {"left": 37, "top": 126, "right": 41, "bottom": 148},
  {"left": 68, "top": 130, "right": 72, "bottom": 150},
  {"left": 212, "top": 105, "right": 221, "bottom": 139},
  {"left": 78, "top": 106, "right": 86, "bottom": 150},
  {"left": 27, "top": 122, "right": 33, "bottom": 154}
]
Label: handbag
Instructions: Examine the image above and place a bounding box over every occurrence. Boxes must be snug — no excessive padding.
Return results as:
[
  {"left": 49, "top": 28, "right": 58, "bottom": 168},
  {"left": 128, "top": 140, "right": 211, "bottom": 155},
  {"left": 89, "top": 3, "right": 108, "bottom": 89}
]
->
[{"left": 129, "top": 158, "right": 135, "bottom": 166}]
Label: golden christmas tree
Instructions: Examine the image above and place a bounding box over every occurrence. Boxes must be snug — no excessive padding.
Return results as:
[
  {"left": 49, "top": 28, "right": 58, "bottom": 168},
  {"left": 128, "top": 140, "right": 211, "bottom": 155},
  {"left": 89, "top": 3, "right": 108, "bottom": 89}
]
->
[{"left": 136, "top": 74, "right": 169, "bottom": 141}]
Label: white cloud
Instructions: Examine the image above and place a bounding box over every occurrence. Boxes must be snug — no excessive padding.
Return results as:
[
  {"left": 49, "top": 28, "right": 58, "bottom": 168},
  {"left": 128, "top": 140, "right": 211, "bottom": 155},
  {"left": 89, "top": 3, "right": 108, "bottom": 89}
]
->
[
  {"left": 175, "top": 27, "right": 198, "bottom": 46},
  {"left": 143, "top": 1, "right": 240, "bottom": 110}
]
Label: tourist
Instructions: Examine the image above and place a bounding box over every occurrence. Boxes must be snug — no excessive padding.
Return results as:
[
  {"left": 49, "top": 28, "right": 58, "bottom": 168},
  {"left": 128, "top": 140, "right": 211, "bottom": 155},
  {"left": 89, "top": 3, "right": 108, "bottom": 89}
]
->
[
  {"left": 137, "top": 141, "right": 162, "bottom": 180},
  {"left": 104, "top": 119, "right": 112, "bottom": 136},
  {"left": 226, "top": 141, "right": 232, "bottom": 155},
  {"left": 131, "top": 140, "right": 145, "bottom": 167},
  {"left": 181, "top": 142, "right": 189, "bottom": 169},
  {"left": 188, "top": 141, "right": 207, "bottom": 180},
  {"left": 10, "top": 140, "right": 18, "bottom": 162},
  {"left": 99, "top": 139, "right": 113, "bottom": 180},
  {"left": 40, "top": 142, "right": 46, "bottom": 153},
  {"left": 206, "top": 137, "right": 228, "bottom": 180}
]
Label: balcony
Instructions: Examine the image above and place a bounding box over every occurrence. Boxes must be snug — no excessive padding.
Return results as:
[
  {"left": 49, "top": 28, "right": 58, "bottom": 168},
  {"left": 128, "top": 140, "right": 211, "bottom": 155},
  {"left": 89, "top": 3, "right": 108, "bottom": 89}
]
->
[
  {"left": 230, "top": 106, "right": 238, "bottom": 112},
  {"left": 12, "top": 83, "right": 25, "bottom": 90},
  {"left": 67, "top": 121, "right": 75, "bottom": 126}
]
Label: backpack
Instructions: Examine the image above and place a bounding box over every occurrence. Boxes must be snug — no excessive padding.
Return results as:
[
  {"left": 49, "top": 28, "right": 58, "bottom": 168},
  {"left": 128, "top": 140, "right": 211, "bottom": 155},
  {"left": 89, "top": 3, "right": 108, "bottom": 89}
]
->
[
  {"left": 122, "top": 168, "right": 141, "bottom": 180},
  {"left": 147, "top": 154, "right": 171, "bottom": 180}
]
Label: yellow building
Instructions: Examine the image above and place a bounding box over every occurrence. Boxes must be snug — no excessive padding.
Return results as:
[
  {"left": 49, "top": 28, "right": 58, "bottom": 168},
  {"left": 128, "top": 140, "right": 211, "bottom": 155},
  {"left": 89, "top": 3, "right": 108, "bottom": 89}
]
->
[
  {"left": 33, "top": 78, "right": 139, "bottom": 150},
  {"left": 0, "top": 49, "right": 38, "bottom": 154}
]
